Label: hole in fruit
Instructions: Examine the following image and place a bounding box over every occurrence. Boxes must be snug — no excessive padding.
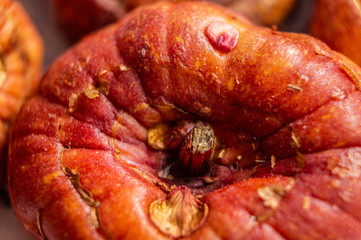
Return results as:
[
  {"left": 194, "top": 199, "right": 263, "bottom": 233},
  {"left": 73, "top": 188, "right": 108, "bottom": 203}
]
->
[{"left": 148, "top": 120, "right": 267, "bottom": 193}]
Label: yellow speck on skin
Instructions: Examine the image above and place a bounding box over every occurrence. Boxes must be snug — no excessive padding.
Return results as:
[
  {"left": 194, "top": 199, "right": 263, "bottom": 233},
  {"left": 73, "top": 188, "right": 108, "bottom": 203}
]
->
[
  {"left": 227, "top": 78, "right": 235, "bottom": 91},
  {"left": 331, "top": 179, "right": 340, "bottom": 188},
  {"left": 329, "top": 107, "right": 336, "bottom": 113},
  {"left": 291, "top": 132, "right": 301, "bottom": 149},
  {"left": 68, "top": 93, "right": 78, "bottom": 112},
  {"left": 91, "top": 188, "right": 104, "bottom": 196},
  {"left": 175, "top": 36, "right": 184, "bottom": 44},
  {"left": 286, "top": 62, "right": 294, "bottom": 68},
  {"left": 271, "top": 155, "right": 276, "bottom": 168},
  {"left": 43, "top": 171, "right": 63, "bottom": 184},
  {"left": 257, "top": 185, "right": 286, "bottom": 209},
  {"left": 333, "top": 141, "right": 346, "bottom": 148},
  {"left": 119, "top": 64, "right": 132, "bottom": 72},
  {"left": 132, "top": 102, "right": 150, "bottom": 113},
  {"left": 303, "top": 196, "right": 311, "bottom": 210},
  {"left": 195, "top": 60, "right": 200, "bottom": 70},
  {"left": 0, "top": 59, "right": 6, "bottom": 88},
  {"left": 322, "top": 114, "right": 331, "bottom": 120},
  {"left": 84, "top": 85, "right": 100, "bottom": 99}
]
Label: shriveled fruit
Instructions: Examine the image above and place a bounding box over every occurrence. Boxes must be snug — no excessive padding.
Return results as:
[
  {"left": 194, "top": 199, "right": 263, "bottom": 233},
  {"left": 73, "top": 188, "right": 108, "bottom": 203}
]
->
[
  {"left": 0, "top": 0, "right": 43, "bottom": 182},
  {"left": 8, "top": 1, "right": 361, "bottom": 239}
]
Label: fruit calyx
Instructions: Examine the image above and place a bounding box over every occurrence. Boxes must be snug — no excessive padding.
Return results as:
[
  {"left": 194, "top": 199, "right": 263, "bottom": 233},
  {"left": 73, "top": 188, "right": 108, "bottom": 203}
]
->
[
  {"left": 178, "top": 122, "right": 215, "bottom": 176},
  {"left": 149, "top": 185, "right": 208, "bottom": 238},
  {"left": 148, "top": 121, "right": 216, "bottom": 177}
]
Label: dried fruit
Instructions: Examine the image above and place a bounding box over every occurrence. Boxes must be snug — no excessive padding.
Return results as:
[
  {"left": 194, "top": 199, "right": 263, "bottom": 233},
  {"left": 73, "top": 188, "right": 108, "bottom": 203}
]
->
[
  {"left": 0, "top": 0, "right": 42, "bottom": 182},
  {"left": 8, "top": 2, "right": 361, "bottom": 239}
]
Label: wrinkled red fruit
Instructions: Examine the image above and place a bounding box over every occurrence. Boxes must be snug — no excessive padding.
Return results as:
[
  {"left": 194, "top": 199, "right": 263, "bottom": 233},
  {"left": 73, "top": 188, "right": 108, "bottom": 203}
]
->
[
  {"left": 8, "top": 1, "right": 361, "bottom": 239},
  {"left": 0, "top": 0, "right": 43, "bottom": 183}
]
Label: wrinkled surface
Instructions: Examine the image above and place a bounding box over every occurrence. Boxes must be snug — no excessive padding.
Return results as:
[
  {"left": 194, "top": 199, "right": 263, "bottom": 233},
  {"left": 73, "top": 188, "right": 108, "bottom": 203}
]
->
[
  {"left": 51, "top": 0, "right": 295, "bottom": 41},
  {"left": 310, "top": 0, "right": 361, "bottom": 66},
  {"left": 9, "top": 1, "right": 361, "bottom": 239},
  {"left": 0, "top": 0, "right": 42, "bottom": 181}
]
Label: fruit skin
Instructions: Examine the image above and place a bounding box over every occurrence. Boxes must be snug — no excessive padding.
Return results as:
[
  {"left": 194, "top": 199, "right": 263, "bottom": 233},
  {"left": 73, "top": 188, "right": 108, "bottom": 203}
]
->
[
  {"left": 310, "top": 0, "right": 361, "bottom": 66},
  {"left": 51, "top": 0, "right": 295, "bottom": 41},
  {"left": 8, "top": 1, "right": 361, "bottom": 239},
  {"left": 0, "top": 0, "right": 43, "bottom": 183}
]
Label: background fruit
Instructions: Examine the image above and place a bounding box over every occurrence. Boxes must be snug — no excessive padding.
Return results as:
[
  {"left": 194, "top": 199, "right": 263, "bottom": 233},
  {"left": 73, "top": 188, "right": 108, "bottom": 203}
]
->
[
  {"left": 0, "top": 0, "right": 43, "bottom": 183},
  {"left": 310, "top": 0, "right": 361, "bottom": 66},
  {"left": 50, "top": 0, "right": 297, "bottom": 41}
]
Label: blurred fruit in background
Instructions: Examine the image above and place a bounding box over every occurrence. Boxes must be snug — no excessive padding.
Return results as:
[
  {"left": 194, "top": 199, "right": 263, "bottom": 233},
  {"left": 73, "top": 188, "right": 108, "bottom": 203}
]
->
[
  {"left": 50, "top": 0, "right": 297, "bottom": 41},
  {"left": 310, "top": 0, "right": 361, "bottom": 66}
]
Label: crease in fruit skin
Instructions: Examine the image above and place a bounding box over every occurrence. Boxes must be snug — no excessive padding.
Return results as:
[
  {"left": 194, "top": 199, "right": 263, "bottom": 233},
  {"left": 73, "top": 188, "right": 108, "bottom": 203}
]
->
[
  {"left": 59, "top": 152, "right": 112, "bottom": 238},
  {"left": 113, "top": 144, "right": 175, "bottom": 193},
  {"left": 36, "top": 210, "right": 47, "bottom": 240},
  {"left": 110, "top": 124, "right": 175, "bottom": 194},
  {"left": 61, "top": 164, "right": 100, "bottom": 208},
  {"left": 305, "top": 37, "right": 361, "bottom": 90},
  {"left": 60, "top": 160, "right": 113, "bottom": 239}
]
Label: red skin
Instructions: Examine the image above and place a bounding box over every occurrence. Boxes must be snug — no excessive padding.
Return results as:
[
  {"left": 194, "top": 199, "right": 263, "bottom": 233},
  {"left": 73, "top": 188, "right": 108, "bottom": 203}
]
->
[
  {"left": 310, "top": 0, "right": 361, "bottom": 66},
  {"left": 0, "top": 0, "right": 43, "bottom": 182},
  {"left": 8, "top": 2, "right": 361, "bottom": 239}
]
